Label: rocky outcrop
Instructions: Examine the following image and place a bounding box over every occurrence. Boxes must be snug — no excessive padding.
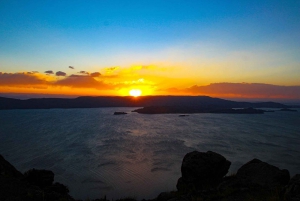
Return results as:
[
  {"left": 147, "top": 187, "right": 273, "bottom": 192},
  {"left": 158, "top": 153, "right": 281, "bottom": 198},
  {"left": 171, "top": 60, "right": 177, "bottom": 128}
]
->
[
  {"left": 169, "top": 151, "right": 296, "bottom": 201},
  {"left": 236, "top": 158, "right": 290, "bottom": 189},
  {"left": 217, "top": 158, "right": 291, "bottom": 201},
  {"left": 156, "top": 192, "right": 177, "bottom": 201},
  {"left": 1, "top": 151, "right": 299, "bottom": 201},
  {"left": 0, "top": 155, "right": 23, "bottom": 179},
  {"left": 285, "top": 174, "right": 300, "bottom": 201},
  {"left": 24, "top": 169, "right": 55, "bottom": 188},
  {"left": 0, "top": 154, "right": 74, "bottom": 201},
  {"left": 176, "top": 151, "right": 231, "bottom": 192}
]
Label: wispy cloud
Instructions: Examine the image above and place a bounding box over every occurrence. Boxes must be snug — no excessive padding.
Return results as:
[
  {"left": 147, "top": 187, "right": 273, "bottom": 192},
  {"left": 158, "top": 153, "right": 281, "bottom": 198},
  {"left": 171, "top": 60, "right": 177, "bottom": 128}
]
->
[
  {"left": 27, "top": 71, "right": 39, "bottom": 74},
  {"left": 45, "top": 70, "right": 54, "bottom": 74},
  {"left": 105, "top": 66, "right": 119, "bottom": 74},
  {"left": 56, "top": 71, "right": 67, "bottom": 76},
  {"left": 165, "top": 83, "right": 300, "bottom": 99},
  {"left": 1, "top": 67, "right": 300, "bottom": 100},
  {"left": 90, "top": 72, "right": 101, "bottom": 77},
  {"left": 54, "top": 74, "right": 113, "bottom": 90},
  {"left": 78, "top": 71, "right": 89, "bottom": 75},
  {"left": 0, "top": 72, "right": 47, "bottom": 87}
]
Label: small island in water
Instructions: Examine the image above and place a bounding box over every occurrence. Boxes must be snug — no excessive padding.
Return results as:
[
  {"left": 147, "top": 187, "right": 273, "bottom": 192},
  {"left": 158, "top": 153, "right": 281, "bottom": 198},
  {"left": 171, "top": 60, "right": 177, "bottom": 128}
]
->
[
  {"left": 132, "top": 106, "right": 266, "bottom": 114},
  {"left": 114, "top": 112, "right": 127, "bottom": 115}
]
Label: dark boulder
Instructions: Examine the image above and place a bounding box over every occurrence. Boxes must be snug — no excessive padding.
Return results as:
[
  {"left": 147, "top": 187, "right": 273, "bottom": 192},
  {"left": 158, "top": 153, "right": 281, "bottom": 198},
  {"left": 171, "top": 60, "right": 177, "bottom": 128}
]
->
[
  {"left": 0, "top": 155, "right": 74, "bottom": 201},
  {"left": 156, "top": 192, "right": 176, "bottom": 201},
  {"left": 0, "top": 155, "right": 23, "bottom": 179},
  {"left": 236, "top": 158, "right": 290, "bottom": 189},
  {"left": 285, "top": 174, "right": 300, "bottom": 201},
  {"left": 167, "top": 197, "right": 190, "bottom": 201},
  {"left": 176, "top": 151, "right": 231, "bottom": 192},
  {"left": 48, "top": 182, "right": 70, "bottom": 194},
  {"left": 24, "top": 169, "right": 54, "bottom": 188}
]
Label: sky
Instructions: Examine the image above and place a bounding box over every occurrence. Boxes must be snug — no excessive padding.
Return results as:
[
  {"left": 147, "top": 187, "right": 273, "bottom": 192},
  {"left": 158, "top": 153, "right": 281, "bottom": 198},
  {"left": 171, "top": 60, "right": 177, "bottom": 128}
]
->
[{"left": 0, "top": 0, "right": 300, "bottom": 100}]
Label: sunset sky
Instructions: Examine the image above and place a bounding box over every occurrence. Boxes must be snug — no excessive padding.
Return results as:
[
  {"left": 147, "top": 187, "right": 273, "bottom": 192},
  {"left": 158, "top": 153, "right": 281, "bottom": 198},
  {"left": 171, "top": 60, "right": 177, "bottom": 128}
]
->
[{"left": 0, "top": 0, "right": 300, "bottom": 100}]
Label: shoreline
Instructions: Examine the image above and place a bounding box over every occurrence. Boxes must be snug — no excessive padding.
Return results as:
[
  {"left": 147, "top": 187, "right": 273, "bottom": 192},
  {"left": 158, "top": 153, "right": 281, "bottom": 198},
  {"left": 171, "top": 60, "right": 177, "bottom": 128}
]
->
[{"left": 1, "top": 95, "right": 298, "bottom": 110}]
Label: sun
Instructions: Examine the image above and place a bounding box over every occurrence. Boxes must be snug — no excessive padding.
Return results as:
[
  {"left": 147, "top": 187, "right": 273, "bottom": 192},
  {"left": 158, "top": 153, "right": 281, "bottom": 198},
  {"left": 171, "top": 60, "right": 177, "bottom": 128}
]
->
[{"left": 129, "top": 89, "right": 142, "bottom": 97}]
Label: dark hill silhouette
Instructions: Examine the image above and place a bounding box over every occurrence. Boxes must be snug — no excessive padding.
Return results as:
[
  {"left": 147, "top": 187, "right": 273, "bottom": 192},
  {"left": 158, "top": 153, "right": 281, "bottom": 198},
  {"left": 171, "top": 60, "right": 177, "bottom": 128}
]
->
[{"left": 0, "top": 96, "right": 292, "bottom": 112}]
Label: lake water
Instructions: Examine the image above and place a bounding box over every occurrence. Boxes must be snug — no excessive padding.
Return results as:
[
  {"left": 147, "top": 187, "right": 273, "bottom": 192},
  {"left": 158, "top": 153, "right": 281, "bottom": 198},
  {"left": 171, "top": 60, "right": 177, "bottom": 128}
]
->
[{"left": 0, "top": 108, "right": 299, "bottom": 200}]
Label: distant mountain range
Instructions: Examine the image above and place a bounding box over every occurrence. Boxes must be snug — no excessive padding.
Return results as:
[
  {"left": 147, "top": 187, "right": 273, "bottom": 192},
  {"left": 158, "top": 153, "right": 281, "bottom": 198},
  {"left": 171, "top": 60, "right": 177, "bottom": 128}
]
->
[{"left": 0, "top": 96, "right": 297, "bottom": 111}]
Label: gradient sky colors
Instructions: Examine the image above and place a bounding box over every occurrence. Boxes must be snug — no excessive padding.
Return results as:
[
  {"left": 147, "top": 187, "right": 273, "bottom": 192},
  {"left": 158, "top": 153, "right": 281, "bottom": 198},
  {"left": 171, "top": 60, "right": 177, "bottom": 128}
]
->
[{"left": 0, "top": 0, "right": 300, "bottom": 100}]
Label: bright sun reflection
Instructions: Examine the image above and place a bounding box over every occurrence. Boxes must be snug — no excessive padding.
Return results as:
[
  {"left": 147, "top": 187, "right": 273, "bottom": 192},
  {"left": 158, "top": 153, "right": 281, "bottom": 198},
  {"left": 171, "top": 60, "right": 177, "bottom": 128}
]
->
[{"left": 129, "top": 89, "right": 142, "bottom": 97}]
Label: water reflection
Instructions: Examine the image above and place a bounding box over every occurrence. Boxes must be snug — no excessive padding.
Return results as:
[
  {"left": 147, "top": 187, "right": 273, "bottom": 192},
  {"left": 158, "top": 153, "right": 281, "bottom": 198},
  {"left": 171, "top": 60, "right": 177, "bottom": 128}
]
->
[{"left": 0, "top": 108, "right": 299, "bottom": 200}]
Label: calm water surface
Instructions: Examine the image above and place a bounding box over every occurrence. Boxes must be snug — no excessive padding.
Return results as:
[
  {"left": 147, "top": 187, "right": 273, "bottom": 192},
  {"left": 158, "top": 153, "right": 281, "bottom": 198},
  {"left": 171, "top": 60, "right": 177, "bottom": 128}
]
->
[{"left": 0, "top": 108, "right": 299, "bottom": 200}]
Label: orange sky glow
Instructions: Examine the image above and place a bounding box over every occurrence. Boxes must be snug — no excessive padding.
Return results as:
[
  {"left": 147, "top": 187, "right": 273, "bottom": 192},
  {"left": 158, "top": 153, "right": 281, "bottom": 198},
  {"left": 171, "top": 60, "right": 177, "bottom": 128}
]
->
[
  {"left": 1, "top": 1, "right": 300, "bottom": 101},
  {"left": 1, "top": 64, "right": 300, "bottom": 101}
]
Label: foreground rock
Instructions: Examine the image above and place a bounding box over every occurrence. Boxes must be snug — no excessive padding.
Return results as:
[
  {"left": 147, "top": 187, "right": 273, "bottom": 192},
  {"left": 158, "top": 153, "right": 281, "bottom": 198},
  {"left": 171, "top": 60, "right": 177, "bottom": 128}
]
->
[
  {"left": 216, "top": 158, "right": 291, "bottom": 201},
  {"left": 163, "top": 151, "right": 299, "bottom": 201},
  {"left": 285, "top": 174, "right": 300, "bottom": 201},
  {"left": 236, "top": 158, "right": 290, "bottom": 189},
  {"left": 24, "top": 169, "right": 55, "bottom": 188},
  {"left": 0, "top": 155, "right": 23, "bottom": 179},
  {"left": 0, "top": 154, "right": 74, "bottom": 201},
  {"left": 2, "top": 151, "right": 300, "bottom": 201},
  {"left": 176, "top": 151, "right": 231, "bottom": 192}
]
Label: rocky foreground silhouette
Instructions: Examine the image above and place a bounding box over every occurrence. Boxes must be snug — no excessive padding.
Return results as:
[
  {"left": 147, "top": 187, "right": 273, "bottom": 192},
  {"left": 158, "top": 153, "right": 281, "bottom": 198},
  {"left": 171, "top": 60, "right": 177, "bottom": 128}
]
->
[
  {"left": 1, "top": 151, "right": 300, "bottom": 201},
  {"left": 161, "top": 151, "right": 299, "bottom": 201}
]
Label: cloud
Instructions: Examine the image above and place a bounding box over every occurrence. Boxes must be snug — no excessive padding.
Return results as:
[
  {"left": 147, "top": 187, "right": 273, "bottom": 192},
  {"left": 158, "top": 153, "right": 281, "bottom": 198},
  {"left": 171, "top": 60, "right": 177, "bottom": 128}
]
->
[
  {"left": 54, "top": 75, "right": 113, "bottom": 90},
  {"left": 78, "top": 71, "right": 89, "bottom": 75},
  {"left": 90, "top": 72, "right": 101, "bottom": 77},
  {"left": 56, "top": 71, "right": 67, "bottom": 76},
  {"left": 103, "top": 64, "right": 175, "bottom": 80},
  {"left": 105, "top": 66, "right": 119, "bottom": 73},
  {"left": 102, "top": 74, "right": 119, "bottom": 79},
  {"left": 166, "top": 83, "right": 300, "bottom": 99},
  {"left": 0, "top": 70, "right": 109, "bottom": 91},
  {"left": 45, "top": 70, "right": 54, "bottom": 74},
  {"left": 27, "top": 71, "right": 39, "bottom": 74},
  {"left": 69, "top": 66, "right": 74, "bottom": 69},
  {"left": 136, "top": 65, "right": 157, "bottom": 70},
  {"left": 0, "top": 72, "right": 47, "bottom": 86}
]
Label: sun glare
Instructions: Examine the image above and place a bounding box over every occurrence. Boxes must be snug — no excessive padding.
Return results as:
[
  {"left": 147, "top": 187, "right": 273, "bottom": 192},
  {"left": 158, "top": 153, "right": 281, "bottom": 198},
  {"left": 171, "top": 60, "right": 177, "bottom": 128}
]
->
[{"left": 129, "top": 89, "right": 142, "bottom": 97}]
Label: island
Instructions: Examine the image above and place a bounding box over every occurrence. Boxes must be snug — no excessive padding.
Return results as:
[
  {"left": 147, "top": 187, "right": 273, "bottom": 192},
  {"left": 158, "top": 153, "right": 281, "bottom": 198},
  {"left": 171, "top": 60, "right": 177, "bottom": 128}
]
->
[
  {"left": 279, "top": 108, "right": 298, "bottom": 112},
  {"left": 132, "top": 106, "right": 265, "bottom": 114},
  {"left": 0, "top": 96, "right": 298, "bottom": 115},
  {"left": 114, "top": 112, "right": 127, "bottom": 115}
]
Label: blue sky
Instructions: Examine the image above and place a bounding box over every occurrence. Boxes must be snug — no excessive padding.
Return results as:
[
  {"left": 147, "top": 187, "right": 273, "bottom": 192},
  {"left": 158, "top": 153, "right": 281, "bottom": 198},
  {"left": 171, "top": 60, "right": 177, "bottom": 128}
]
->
[{"left": 0, "top": 0, "right": 300, "bottom": 97}]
